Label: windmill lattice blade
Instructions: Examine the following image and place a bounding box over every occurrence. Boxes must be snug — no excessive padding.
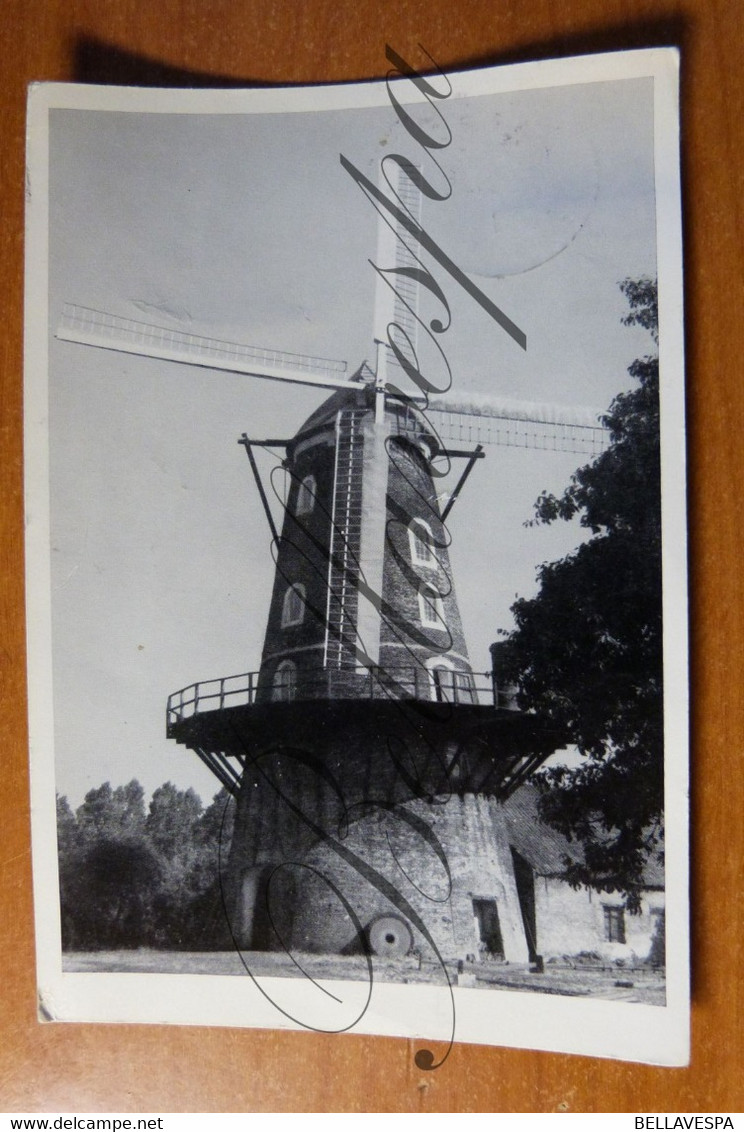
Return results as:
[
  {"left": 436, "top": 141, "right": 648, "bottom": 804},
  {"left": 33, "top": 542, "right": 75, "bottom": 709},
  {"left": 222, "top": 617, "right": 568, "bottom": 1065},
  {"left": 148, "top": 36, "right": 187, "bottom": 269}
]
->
[
  {"left": 57, "top": 304, "right": 353, "bottom": 391},
  {"left": 417, "top": 392, "right": 608, "bottom": 456},
  {"left": 426, "top": 409, "right": 606, "bottom": 456},
  {"left": 373, "top": 167, "right": 422, "bottom": 382}
]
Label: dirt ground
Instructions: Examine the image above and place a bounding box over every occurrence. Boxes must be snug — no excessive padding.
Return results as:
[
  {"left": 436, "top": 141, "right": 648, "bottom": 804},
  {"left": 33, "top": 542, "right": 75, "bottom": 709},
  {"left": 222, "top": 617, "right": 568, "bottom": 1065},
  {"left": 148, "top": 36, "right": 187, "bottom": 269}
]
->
[{"left": 64, "top": 950, "right": 666, "bottom": 1006}]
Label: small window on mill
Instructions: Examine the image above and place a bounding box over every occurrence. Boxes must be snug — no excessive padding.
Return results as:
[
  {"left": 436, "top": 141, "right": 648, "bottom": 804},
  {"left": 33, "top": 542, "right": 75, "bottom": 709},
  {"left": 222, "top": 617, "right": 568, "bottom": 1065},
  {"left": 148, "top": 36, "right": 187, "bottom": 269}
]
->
[
  {"left": 296, "top": 475, "right": 316, "bottom": 516},
  {"left": 272, "top": 660, "right": 297, "bottom": 703},
  {"left": 408, "top": 519, "right": 435, "bottom": 566},
  {"left": 282, "top": 583, "right": 306, "bottom": 628},
  {"left": 418, "top": 583, "right": 444, "bottom": 628}
]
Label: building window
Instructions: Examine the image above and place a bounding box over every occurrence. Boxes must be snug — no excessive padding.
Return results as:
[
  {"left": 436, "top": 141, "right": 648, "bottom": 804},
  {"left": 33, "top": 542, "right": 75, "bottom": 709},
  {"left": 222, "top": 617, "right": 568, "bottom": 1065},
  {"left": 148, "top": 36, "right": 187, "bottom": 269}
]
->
[
  {"left": 296, "top": 475, "right": 316, "bottom": 516},
  {"left": 431, "top": 664, "right": 454, "bottom": 702},
  {"left": 408, "top": 519, "right": 435, "bottom": 566},
  {"left": 272, "top": 660, "right": 297, "bottom": 702},
  {"left": 418, "top": 583, "right": 444, "bottom": 628},
  {"left": 453, "top": 671, "right": 475, "bottom": 704},
  {"left": 282, "top": 583, "right": 306, "bottom": 628},
  {"left": 649, "top": 908, "right": 665, "bottom": 967},
  {"left": 429, "top": 666, "right": 475, "bottom": 704},
  {"left": 603, "top": 905, "right": 626, "bottom": 944}
]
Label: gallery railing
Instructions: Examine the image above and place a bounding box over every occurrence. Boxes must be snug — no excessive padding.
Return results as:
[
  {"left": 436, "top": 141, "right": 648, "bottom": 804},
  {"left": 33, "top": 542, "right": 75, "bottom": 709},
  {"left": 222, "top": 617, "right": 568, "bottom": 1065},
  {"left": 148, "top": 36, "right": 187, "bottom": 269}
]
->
[{"left": 166, "top": 666, "right": 518, "bottom": 734}]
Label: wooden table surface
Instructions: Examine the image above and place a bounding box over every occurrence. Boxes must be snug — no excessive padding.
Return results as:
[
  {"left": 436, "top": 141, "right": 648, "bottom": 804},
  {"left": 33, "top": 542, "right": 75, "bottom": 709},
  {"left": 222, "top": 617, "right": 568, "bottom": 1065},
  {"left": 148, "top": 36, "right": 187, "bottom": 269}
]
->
[{"left": 2, "top": 0, "right": 742, "bottom": 1113}]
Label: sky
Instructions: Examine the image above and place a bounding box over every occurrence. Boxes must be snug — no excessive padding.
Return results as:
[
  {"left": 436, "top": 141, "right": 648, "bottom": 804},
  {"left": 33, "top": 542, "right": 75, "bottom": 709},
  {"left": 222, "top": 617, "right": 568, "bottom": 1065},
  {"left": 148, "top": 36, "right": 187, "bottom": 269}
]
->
[{"left": 43, "top": 66, "right": 660, "bottom": 806}]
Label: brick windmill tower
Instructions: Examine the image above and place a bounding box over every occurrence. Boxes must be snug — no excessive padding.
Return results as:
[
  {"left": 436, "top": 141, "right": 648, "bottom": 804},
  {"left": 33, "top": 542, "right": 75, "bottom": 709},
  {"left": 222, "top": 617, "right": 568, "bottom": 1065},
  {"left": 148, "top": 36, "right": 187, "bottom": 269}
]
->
[{"left": 58, "top": 172, "right": 605, "bottom": 967}]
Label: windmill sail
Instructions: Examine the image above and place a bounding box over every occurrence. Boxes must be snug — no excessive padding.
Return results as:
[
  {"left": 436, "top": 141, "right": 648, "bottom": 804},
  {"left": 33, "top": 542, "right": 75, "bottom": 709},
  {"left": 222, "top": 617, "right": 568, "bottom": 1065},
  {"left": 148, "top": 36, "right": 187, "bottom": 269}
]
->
[
  {"left": 366, "top": 165, "right": 607, "bottom": 458},
  {"left": 57, "top": 303, "right": 353, "bottom": 391},
  {"left": 421, "top": 392, "right": 608, "bottom": 457},
  {"left": 372, "top": 165, "right": 422, "bottom": 394},
  {"left": 58, "top": 305, "right": 608, "bottom": 455}
]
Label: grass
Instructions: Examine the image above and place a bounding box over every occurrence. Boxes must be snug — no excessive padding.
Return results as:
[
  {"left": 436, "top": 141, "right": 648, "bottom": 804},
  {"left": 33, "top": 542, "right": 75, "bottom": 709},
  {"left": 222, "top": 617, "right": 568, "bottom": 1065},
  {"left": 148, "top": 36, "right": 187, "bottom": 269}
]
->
[{"left": 63, "top": 949, "right": 666, "bottom": 1005}]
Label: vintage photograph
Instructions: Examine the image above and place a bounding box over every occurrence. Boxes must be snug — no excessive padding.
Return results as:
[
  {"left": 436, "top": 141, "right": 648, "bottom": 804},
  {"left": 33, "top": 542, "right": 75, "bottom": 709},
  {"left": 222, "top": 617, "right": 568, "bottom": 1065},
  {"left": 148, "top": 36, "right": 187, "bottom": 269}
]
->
[{"left": 25, "top": 48, "right": 687, "bottom": 1064}]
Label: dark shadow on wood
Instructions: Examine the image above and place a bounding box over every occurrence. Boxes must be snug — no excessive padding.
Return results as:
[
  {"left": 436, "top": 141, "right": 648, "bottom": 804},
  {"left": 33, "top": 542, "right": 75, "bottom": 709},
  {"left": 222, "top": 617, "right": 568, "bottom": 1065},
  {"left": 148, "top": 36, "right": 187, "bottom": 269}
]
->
[
  {"left": 73, "top": 20, "right": 689, "bottom": 91},
  {"left": 437, "top": 17, "right": 688, "bottom": 75},
  {"left": 73, "top": 36, "right": 264, "bottom": 88}
]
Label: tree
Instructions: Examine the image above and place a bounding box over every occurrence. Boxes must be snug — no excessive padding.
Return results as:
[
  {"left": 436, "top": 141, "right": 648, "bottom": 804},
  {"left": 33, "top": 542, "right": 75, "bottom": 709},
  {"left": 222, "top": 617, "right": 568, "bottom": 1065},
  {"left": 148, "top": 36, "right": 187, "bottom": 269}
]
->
[
  {"left": 57, "top": 778, "right": 236, "bottom": 950},
  {"left": 57, "top": 794, "right": 81, "bottom": 948},
  {"left": 493, "top": 278, "right": 662, "bottom": 908},
  {"left": 184, "top": 788, "right": 237, "bottom": 949},
  {"left": 145, "top": 782, "right": 202, "bottom": 859},
  {"left": 58, "top": 780, "right": 161, "bottom": 948},
  {"left": 68, "top": 836, "right": 163, "bottom": 948},
  {"left": 145, "top": 782, "right": 207, "bottom": 946},
  {"left": 75, "top": 780, "right": 147, "bottom": 843},
  {"left": 56, "top": 794, "right": 77, "bottom": 853}
]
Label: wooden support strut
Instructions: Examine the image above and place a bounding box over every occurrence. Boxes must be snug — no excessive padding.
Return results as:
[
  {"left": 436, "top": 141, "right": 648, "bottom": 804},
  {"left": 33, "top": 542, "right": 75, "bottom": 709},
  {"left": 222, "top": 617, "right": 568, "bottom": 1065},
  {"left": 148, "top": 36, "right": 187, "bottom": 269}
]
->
[
  {"left": 238, "top": 434, "right": 281, "bottom": 545},
  {"left": 441, "top": 444, "right": 485, "bottom": 522}
]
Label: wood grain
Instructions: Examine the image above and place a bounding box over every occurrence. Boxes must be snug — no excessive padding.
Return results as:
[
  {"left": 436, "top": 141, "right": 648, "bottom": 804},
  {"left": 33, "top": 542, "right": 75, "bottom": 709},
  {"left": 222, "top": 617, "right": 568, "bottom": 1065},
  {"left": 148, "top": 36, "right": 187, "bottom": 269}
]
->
[{"left": 1, "top": 0, "right": 741, "bottom": 1112}]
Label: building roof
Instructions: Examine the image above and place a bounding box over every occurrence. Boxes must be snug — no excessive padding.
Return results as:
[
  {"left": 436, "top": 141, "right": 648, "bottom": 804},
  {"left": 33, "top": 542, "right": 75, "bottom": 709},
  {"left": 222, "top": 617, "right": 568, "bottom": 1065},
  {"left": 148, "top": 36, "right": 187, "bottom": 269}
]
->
[
  {"left": 502, "top": 784, "right": 664, "bottom": 888},
  {"left": 502, "top": 785, "right": 579, "bottom": 876}
]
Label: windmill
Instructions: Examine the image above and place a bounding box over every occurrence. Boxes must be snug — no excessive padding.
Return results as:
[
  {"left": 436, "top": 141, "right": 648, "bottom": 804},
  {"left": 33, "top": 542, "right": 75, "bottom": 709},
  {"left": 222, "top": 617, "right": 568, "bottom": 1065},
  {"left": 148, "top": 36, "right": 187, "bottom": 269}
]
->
[{"left": 56, "top": 166, "right": 607, "bottom": 968}]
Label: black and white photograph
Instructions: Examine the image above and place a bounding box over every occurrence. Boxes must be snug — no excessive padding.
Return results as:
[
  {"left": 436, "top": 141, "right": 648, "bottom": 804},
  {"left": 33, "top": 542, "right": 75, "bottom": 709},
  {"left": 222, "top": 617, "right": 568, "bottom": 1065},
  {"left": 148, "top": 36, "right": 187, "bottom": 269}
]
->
[{"left": 24, "top": 47, "right": 687, "bottom": 1065}]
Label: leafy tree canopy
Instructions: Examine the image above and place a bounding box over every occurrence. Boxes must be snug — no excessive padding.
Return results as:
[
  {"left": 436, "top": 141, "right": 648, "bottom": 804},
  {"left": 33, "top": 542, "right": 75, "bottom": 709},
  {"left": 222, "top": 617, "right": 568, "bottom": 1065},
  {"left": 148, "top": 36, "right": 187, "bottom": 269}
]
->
[
  {"left": 146, "top": 782, "right": 203, "bottom": 859},
  {"left": 75, "top": 779, "right": 146, "bottom": 842},
  {"left": 493, "top": 278, "right": 663, "bottom": 908},
  {"left": 57, "top": 779, "right": 236, "bottom": 951}
]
